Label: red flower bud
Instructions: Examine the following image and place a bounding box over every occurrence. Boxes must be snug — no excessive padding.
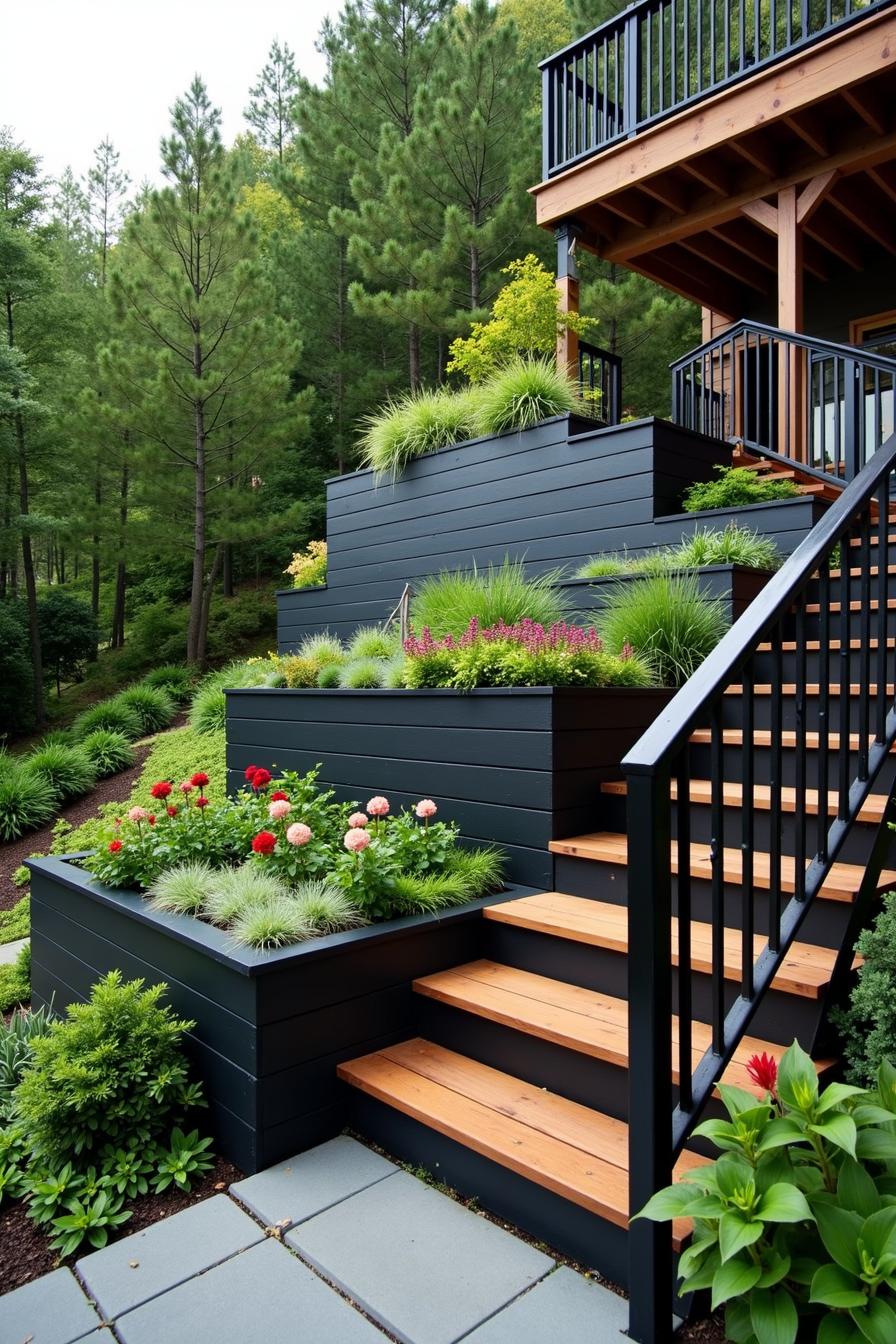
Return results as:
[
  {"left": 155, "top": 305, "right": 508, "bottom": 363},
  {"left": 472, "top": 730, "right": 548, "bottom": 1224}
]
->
[
  {"left": 167, "top": 805, "right": 178, "bottom": 817},
  {"left": 108, "top": 839, "right": 123, "bottom": 853},
  {"left": 251, "top": 830, "right": 277, "bottom": 854},
  {"left": 746, "top": 1052, "right": 778, "bottom": 1095},
  {"left": 195, "top": 797, "right": 210, "bottom": 809},
  {"left": 147, "top": 814, "right": 156, "bottom": 826},
  {"left": 245, "top": 764, "right": 259, "bottom": 782}
]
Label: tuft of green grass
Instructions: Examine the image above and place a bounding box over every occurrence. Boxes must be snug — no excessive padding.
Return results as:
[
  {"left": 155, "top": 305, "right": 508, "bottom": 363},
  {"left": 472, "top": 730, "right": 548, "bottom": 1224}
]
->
[
  {"left": 683, "top": 465, "right": 798, "bottom": 512},
  {"left": 297, "top": 632, "right": 345, "bottom": 664},
  {"left": 148, "top": 862, "right": 220, "bottom": 916},
  {"left": 316, "top": 662, "right": 343, "bottom": 689},
  {"left": 359, "top": 387, "right": 481, "bottom": 477},
  {"left": 665, "top": 524, "right": 781, "bottom": 571},
  {"left": 337, "top": 659, "right": 386, "bottom": 689},
  {"left": 189, "top": 661, "right": 264, "bottom": 735},
  {"left": 0, "top": 767, "right": 58, "bottom": 843},
  {"left": 412, "top": 557, "right": 569, "bottom": 641},
  {"left": 443, "top": 846, "right": 506, "bottom": 899},
  {"left": 601, "top": 574, "right": 729, "bottom": 688},
  {"left": 142, "top": 665, "right": 195, "bottom": 704},
  {"left": 576, "top": 554, "right": 627, "bottom": 579},
  {"left": 27, "top": 743, "right": 97, "bottom": 802},
  {"left": 381, "top": 657, "right": 408, "bottom": 689},
  {"left": 117, "top": 684, "right": 177, "bottom": 735},
  {"left": 72, "top": 697, "right": 144, "bottom": 742},
  {"left": 79, "top": 729, "right": 135, "bottom": 779},
  {"left": 291, "top": 880, "right": 367, "bottom": 933},
  {"left": 473, "top": 356, "right": 580, "bottom": 436},
  {"left": 347, "top": 626, "right": 399, "bottom": 661},
  {"left": 204, "top": 865, "right": 291, "bottom": 926},
  {"left": 281, "top": 656, "right": 322, "bottom": 688},
  {"left": 230, "top": 897, "right": 315, "bottom": 950},
  {"left": 389, "top": 846, "right": 506, "bottom": 916}
]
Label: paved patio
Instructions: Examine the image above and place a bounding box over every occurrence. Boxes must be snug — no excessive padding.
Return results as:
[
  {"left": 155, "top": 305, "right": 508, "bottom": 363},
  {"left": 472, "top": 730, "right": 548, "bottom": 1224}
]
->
[{"left": 0, "top": 1136, "right": 632, "bottom": 1344}]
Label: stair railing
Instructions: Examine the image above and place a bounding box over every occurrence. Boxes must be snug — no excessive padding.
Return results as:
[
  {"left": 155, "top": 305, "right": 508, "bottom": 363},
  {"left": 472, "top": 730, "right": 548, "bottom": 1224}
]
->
[
  {"left": 671, "top": 319, "right": 896, "bottom": 480},
  {"left": 578, "top": 339, "right": 623, "bottom": 425},
  {"left": 623, "top": 430, "right": 896, "bottom": 1343}
]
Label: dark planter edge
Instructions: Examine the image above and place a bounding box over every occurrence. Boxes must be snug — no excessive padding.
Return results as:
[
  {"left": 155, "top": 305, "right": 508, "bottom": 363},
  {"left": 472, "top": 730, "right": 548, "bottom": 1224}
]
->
[
  {"left": 556, "top": 563, "right": 777, "bottom": 591},
  {"left": 223, "top": 685, "right": 673, "bottom": 699},
  {"left": 661, "top": 496, "right": 829, "bottom": 524},
  {"left": 26, "top": 854, "right": 536, "bottom": 980}
]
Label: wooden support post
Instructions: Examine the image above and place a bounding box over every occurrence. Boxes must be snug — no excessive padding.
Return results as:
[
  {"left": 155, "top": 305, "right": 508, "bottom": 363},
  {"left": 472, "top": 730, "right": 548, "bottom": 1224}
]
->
[
  {"left": 555, "top": 221, "right": 582, "bottom": 380},
  {"left": 777, "top": 186, "right": 805, "bottom": 461}
]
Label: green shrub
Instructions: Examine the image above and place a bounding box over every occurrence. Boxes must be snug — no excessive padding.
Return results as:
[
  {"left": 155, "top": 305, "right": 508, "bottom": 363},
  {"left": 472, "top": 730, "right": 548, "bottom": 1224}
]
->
[
  {"left": 359, "top": 387, "right": 481, "bottom": 476},
  {"left": 473, "top": 356, "right": 579, "bottom": 436},
  {"left": 117, "top": 684, "right": 177, "bottom": 735},
  {"left": 142, "top": 665, "right": 194, "bottom": 704},
  {"left": 13, "top": 971, "right": 202, "bottom": 1162},
  {"left": 412, "top": 558, "right": 569, "bottom": 641},
  {"left": 0, "top": 766, "right": 58, "bottom": 842},
  {"left": 666, "top": 524, "right": 781, "bottom": 571},
  {"left": 316, "top": 662, "right": 343, "bottom": 688},
  {"left": 73, "top": 697, "right": 144, "bottom": 742},
  {"left": 833, "top": 889, "right": 896, "bottom": 1085},
  {"left": 600, "top": 574, "right": 729, "bottom": 687},
  {"left": 188, "top": 662, "right": 263, "bottom": 734},
  {"left": 297, "top": 632, "right": 345, "bottom": 664},
  {"left": 284, "top": 540, "right": 327, "bottom": 589},
  {"left": 0, "top": 896, "right": 30, "bottom": 944},
  {"left": 348, "top": 626, "right": 399, "bottom": 660},
  {"left": 27, "top": 744, "right": 97, "bottom": 802},
  {"left": 683, "top": 465, "right": 799, "bottom": 512},
  {"left": 37, "top": 589, "right": 100, "bottom": 694},
  {"left": 80, "top": 729, "right": 135, "bottom": 779},
  {"left": 405, "top": 636, "right": 654, "bottom": 690},
  {"left": 281, "top": 655, "right": 322, "bottom": 688},
  {"left": 0, "top": 943, "right": 31, "bottom": 1015},
  {"left": 338, "top": 659, "right": 386, "bottom": 689},
  {"left": 148, "top": 862, "right": 220, "bottom": 916},
  {"left": 0, "top": 602, "right": 36, "bottom": 735}
]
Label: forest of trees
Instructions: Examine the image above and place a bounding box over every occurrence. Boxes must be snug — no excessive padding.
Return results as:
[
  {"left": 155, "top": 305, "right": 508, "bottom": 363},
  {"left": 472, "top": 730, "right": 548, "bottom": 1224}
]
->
[{"left": 0, "top": 0, "right": 697, "bottom": 731}]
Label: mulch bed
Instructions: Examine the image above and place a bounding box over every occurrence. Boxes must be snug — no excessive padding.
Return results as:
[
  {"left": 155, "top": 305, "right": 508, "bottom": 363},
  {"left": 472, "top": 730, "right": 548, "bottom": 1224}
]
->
[{"left": 0, "top": 1154, "right": 244, "bottom": 1297}]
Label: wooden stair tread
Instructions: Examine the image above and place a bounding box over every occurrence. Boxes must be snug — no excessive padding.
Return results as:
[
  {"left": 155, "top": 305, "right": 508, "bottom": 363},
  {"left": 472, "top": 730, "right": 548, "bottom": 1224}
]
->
[
  {"left": 547, "top": 832, "right": 890, "bottom": 904},
  {"left": 689, "top": 726, "right": 896, "bottom": 752},
  {"left": 758, "top": 637, "right": 896, "bottom": 652},
  {"left": 828, "top": 565, "right": 896, "bottom": 579},
  {"left": 806, "top": 598, "right": 896, "bottom": 614},
  {"left": 601, "top": 777, "right": 889, "bottom": 823},
  {"left": 484, "top": 892, "right": 838, "bottom": 998},
  {"left": 413, "top": 960, "right": 832, "bottom": 1093},
  {"left": 337, "top": 1037, "right": 705, "bottom": 1242},
  {"left": 724, "top": 682, "right": 895, "bottom": 696}
]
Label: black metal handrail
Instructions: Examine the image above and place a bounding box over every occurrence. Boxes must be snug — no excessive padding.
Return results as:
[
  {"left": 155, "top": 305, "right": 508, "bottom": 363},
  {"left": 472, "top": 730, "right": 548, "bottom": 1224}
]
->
[
  {"left": 541, "top": 0, "right": 891, "bottom": 178},
  {"left": 578, "top": 339, "right": 623, "bottom": 424},
  {"left": 623, "top": 430, "right": 896, "bottom": 1341},
  {"left": 671, "top": 319, "right": 896, "bottom": 480}
]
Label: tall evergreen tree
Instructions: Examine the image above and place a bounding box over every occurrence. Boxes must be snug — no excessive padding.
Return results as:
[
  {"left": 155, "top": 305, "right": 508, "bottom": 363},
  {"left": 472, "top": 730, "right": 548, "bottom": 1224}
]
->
[
  {"left": 244, "top": 40, "right": 299, "bottom": 163},
  {"left": 86, "top": 138, "right": 130, "bottom": 285}
]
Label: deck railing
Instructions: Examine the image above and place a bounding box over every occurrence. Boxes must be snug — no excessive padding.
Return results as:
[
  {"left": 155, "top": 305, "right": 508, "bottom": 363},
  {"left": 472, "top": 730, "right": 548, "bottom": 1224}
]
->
[
  {"left": 541, "top": 0, "right": 889, "bottom": 177},
  {"left": 671, "top": 319, "right": 896, "bottom": 480},
  {"left": 622, "top": 430, "right": 896, "bottom": 1341},
  {"left": 578, "top": 339, "right": 624, "bottom": 424}
]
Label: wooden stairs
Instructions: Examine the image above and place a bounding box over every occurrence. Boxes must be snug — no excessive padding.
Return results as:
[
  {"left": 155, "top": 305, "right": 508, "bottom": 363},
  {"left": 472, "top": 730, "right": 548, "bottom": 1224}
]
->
[{"left": 338, "top": 549, "right": 896, "bottom": 1295}]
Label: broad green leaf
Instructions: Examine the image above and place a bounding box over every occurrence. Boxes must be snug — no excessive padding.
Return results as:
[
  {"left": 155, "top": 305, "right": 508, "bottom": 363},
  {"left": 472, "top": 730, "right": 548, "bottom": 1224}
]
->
[
  {"left": 816, "top": 1083, "right": 866, "bottom": 1114},
  {"left": 853, "top": 1104, "right": 896, "bottom": 1127},
  {"left": 857, "top": 1130, "right": 896, "bottom": 1163},
  {"left": 850, "top": 1296, "right": 896, "bottom": 1344},
  {"left": 720, "top": 1211, "right": 765, "bottom": 1262},
  {"left": 725, "top": 1298, "right": 757, "bottom": 1344},
  {"left": 756, "top": 1250, "right": 791, "bottom": 1289},
  {"left": 810, "top": 1114, "right": 858, "bottom": 1159},
  {"left": 634, "top": 1183, "right": 702, "bottom": 1221},
  {"left": 718, "top": 1083, "right": 762, "bottom": 1117},
  {"left": 838, "top": 1157, "right": 882, "bottom": 1218},
  {"left": 715, "top": 1152, "right": 757, "bottom": 1199},
  {"left": 749, "top": 1286, "right": 799, "bottom": 1344},
  {"left": 693, "top": 1119, "right": 739, "bottom": 1149},
  {"left": 787, "top": 1256, "right": 823, "bottom": 1285},
  {"left": 758, "top": 1118, "right": 809, "bottom": 1152},
  {"left": 757, "top": 1184, "right": 813, "bottom": 1224},
  {"left": 685, "top": 1194, "right": 729, "bottom": 1218},
  {"left": 809, "top": 1263, "right": 869, "bottom": 1309},
  {"left": 711, "top": 1256, "right": 762, "bottom": 1310},
  {"left": 777, "top": 1041, "right": 819, "bottom": 1112},
  {"left": 817, "top": 1314, "right": 866, "bottom": 1344},
  {"left": 859, "top": 1206, "right": 896, "bottom": 1265},
  {"left": 813, "top": 1203, "right": 864, "bottom": 1274},
  {"left": 677, "top": 1235, "right": 718, "bottom": 1280},
  {"left": 877, "top": 1059, "right": 896, "bottom": 1112}
]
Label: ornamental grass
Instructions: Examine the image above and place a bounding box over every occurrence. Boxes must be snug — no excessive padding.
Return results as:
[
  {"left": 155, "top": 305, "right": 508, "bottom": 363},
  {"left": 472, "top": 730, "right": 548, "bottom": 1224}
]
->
[
  {"left": 600, "top": 574, "right": 729, "bottom": 688},
  {"left": 412, "top": 557, "right": 569, "bottom": 641}
]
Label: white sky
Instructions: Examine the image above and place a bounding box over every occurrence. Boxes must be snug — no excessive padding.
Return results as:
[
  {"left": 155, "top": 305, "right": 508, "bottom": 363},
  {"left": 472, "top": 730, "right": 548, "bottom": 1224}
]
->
[{"left": 2, "top": 0, "right": 342, "bottom": 189}]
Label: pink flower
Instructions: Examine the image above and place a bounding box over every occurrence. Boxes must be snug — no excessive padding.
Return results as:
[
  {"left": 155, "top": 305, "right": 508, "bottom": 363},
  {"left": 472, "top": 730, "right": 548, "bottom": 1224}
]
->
[
  {"left": 349, "top": 812, "right": 369, "bottom": 829},
  {"left": 367, "top": 796, "right": 389, "bottom": 817},
  {"left": 179, "top": 780, "right": 194, "bottom": 795},
  {"left": 127, "top": 806, "right": 149, "bottom": 823},
  {"left": 268, "top": 799, "right": 292, "bottom": 820},
  {"left": 286, "top": 822, "right": 312, "bottom": 847},
  {"left": 415, "top": 799, "right": 437, "bottom": 819},
  {"left": 344, "top": 827, "right": 371, "bottom": 853}
]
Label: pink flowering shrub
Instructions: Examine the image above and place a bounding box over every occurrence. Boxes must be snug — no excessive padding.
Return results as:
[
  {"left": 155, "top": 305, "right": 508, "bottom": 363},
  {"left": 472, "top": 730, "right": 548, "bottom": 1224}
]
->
[{"left": 402, "top": 618, "right": 654, "bottom": 690}]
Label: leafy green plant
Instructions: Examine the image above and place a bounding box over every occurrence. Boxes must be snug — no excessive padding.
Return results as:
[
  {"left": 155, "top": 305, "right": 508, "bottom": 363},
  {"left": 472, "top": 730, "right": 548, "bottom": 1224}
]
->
[
  {"left": 683, "top": 465, "right": 799, "bottom": 512},
  {"left": 0, "top": 764, "right": 57, "bottom": 842},
  {"left": 297, "top": 632, "right": 345, "bottom": 664},
  {"left": 281, "top": 654, "right": 324, "bottom": 688},
  {"left": 49, "top": 1187, "right": 132, "bottom": 1256},
  {"left": 834, "top": 889, "right": 896, "bottom": 1086},
  {"left": 284, "top": 539, "right": 327, "bottom": 588},
  {"left": 473, "top": 356, "right": 580, "bottom": 435},
  {"left": 348, "top": 626, "right": 399, "bottom": 660},
  {"left": 101, "top": 1145, "right": 156, "bottom": 1199},
  {"left": 359, "top": 386, "right": 481, "bottom": 476},
  {"left": 0, "top": 1003, "right": 52, "bottom": 1115},
  {"left": 189, "top": 661, "right": 265, "bottom": 734},
  {"left": 338, "top": 658, "right": 386, "bottom": 689},
  {"left": 142, "top": 664, "right": 195, "bottom": 704},
  {"left": 27, "top": 743, "right": 97, "bottom": 802},
  {"left": 638, "top": 1043, "right": 896, "bottom": 1344},
  {"left": 13, "top": 971, "right": 203, "bottom": 1162},
  {"left": 0, "top": 942, "right": 31, "bottom": 1014},
  {"left": 668, "top": 524, "right": 781, "bottom": 571},
  {"left": 117, "top": 683, "right": 177, "bottom": 734},
  {"left": 412, "top": 557, "right": 569, "bottom": 641},
  {"left": 148, "top": 862, "right": 219, "bottom": 915},
  {"left": 0, "top": 896, "right": 30, "bottom": 943},
  {"left": 79, "top": 728, "right": 135, "bottom": 778},
  {"left": 577, "top": 554, "right": 628, "bottom": 578},
  {"left": 601, "top": 574, "right": 729, "bottom": 687},
  {"left": 72, "top": 697, "right": 144, "bottom": 742},
  {"left": 152, "top": 1127, "right": 214, "bottom": 1193}
]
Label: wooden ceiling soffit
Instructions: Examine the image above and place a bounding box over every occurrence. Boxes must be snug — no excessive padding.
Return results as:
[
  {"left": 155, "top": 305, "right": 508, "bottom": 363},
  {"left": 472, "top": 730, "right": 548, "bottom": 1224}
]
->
[
  {"left": 803, "top": 208, "right": 865, "bottom": 269},
  {"left": 842, "top": 80, "right": 889, "bottom": 136},
  {"left": 784, "top": 108, "right": 830, "bottom": 157},
  {"left": 730, "top": 128, "right": 779, "bottom": 177},
  {"left": 713, "top": 217, "right": 830, "bottom": 280},
  {"left": 678, "top": 234, "right": 769, "bottom": 293},
  {"left": 639, "top": 173, "right": 690, "bottom": 215},
  {"left": 828, "top": 181, "right": 896, "bottom": 255},
  {"left": 531, "top": 8, "right": 896, "bottom": 227},
  {"left": 645, "top": 246, "right": 748, "bottom": 316},
  {"left": 681, "top": 156, "right": 730, "bottom": 197}
]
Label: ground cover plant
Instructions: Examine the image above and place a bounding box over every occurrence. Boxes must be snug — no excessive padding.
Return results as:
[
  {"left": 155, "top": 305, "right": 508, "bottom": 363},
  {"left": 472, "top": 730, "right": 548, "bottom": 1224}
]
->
[
  {"left": 80, "top": 766, "right": 504, "bottom": 942},
  {"left": 0, "top": 975, "right": 213, "bottom": 1259},
  {"left": 577, "top": 525, "right": 781, "bottom": 579},
  {"left": 638, "top": 1042, "right": 896, "bottom": 1344},
  {"left": 600, "top": 574, "right": 729, "bottom": 687},
  {"left": 683, "top": 466, "right": 799, "bottom": 512}
]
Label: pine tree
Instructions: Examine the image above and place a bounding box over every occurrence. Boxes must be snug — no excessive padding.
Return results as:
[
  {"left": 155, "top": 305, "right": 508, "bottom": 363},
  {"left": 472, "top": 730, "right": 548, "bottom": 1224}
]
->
[
  {"left": 107, "top": 79, "right": 301, "bottom": 666},
  {"left": 86, "top": 139, "right": 130, "bottom": 285},
  {"left": 244, "top": 40, "right": 299, "bottom": 163}
]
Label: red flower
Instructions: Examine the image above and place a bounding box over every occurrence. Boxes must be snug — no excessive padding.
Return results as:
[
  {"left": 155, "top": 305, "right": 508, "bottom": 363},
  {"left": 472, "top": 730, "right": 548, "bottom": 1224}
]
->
[
  {"left": 251, "top": 830, "right": 277, "bottom": 854},
  {"left": 746, "top": 1052, "right": 778, "bottom": 1095},
  {"left": 108, "top": 839, "right": 123, "bottom": 854},
  {"left": 150, "top": 781, "right": 173, "bottom": 800},
  {"left": 270, "top": 790, "right": 289, "bottom": 802},
  {"left": 245, "top": 764, "right": 259, "bottom": 782},
  {"left": 195, "top": 797, "right": 210, "bottom": 809},
  {"left": 166, "top": 805, "right": 179, "bottom": 818},
  {"left": 250, "top": 768, "right": 272, "bottom": 791},
  {"left": 191, "top": 772, "right": 210, "bottom": 788},
  {"left": 147, "top": 814, "right": 156, "bottom": 826}
]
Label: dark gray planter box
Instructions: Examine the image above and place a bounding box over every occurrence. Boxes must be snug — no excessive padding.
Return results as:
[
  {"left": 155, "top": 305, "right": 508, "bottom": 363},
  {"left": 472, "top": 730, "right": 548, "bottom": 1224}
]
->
[
  {"left": 27, "top": 854, "right": 531, "bottom": 1175},
  {"left": 559, "top": 563, "right": 774, "bottom": 625},
  {"left": 225, "top": 686, "right": 674, "bottom": 888}
]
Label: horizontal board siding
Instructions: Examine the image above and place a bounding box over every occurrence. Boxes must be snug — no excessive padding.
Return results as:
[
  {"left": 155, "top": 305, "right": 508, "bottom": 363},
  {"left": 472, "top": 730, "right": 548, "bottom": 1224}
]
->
[{"left": 226, "top": 688, "right": 556, "bottom": 731}]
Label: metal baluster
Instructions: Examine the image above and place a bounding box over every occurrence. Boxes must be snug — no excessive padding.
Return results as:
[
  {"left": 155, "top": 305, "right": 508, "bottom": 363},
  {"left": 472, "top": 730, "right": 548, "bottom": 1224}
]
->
[
  {"left": 573, "top": 52, "right": 580, "bottom": 160},
  {"left": 591, "top": 42, "right": 599, "bottom": 149},
  {"left": 659, "top": 2, "right": 666, "bottom": 108},
  {"left": 878, "top": 480, "right": 891, "bottom": 742},
  {"left": 561, "top": 61, "right": 568, "bottom": 165},
  {"left": 739, "top": 0, "right": 745, "bottom": 69},
  {"left": 834, "top": 359, "right": 842, "bottom": 477},
  {"left": 614, "top": 29, "right": 621, "bottom": 129},
  {"left": 817, "top": 562, "right": 831, "bottom": 861},
  {"left": 710, "top": 703, "right": 725, "bottom": 1052},
  {"left": 769, "top": 626, "right": 783, "bottom": 950},
  {"left": 671, "top": 0, "right": 678, "bottom": 101},
  {"left": 741, "top": 665, "right": 755, "bottom": 997},
  {"left": 676, "top": 752, "right": 692, "bottom": 1111},
  {"left": 857, "top": 512, "right": 872, "bottom": 782},
  {"left": 754, "top": 0, "right": 761, "bottom": 64},
  {"left": 684, "top": 0, "right": 690, "bottom": 97},
  {"left": 795, "top": 597, "right": 808, "bottom": 899},
  {"left": 709, "top": 0, "right": 716, "bottom": 83},
  {"left": 838, "top": 522, "right": 852, "bottom": 820},
  {"left": 785, "top": 331, "right": 792, "bottom": 459},
  {"left": 724, "top": 0, "right": 731, "bottom": 76},
  {"left": 696, "top": 0, "right": 703, "bottom": 91},
  {"left": 602, "top": 38, "right": 609, "bottom": 141}
]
